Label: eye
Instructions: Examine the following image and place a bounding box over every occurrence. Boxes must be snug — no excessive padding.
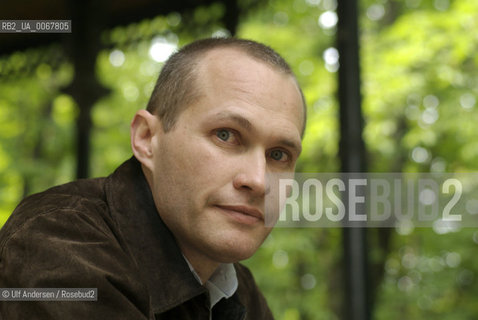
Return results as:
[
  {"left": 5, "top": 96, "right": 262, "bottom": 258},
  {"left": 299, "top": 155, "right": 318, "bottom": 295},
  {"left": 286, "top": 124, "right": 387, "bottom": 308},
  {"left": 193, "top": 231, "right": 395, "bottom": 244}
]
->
[
  {"left": 216, "top": 129, "right": 230, "bottom": 141},
  {"left": 269, "top": 149, "right": 289, "bottom": 162},
  {"left": 214, "top": 128, "right": 239, "bottom": 145}
]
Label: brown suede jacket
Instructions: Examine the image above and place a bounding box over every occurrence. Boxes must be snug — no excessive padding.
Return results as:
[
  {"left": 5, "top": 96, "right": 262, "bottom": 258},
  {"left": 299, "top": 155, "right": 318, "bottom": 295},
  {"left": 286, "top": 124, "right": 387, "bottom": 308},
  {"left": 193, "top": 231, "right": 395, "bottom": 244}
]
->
[{"left": 0, "top": 157, "right": 274, "bottom": 319}]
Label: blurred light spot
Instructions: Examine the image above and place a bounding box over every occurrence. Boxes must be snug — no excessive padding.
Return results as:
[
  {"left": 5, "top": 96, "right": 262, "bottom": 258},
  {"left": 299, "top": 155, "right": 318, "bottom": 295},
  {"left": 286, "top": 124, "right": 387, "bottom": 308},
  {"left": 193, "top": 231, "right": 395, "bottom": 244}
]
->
[
  {"left": 300, "top": 274, "right": 316, "bottom": 290},
  {"left": 122, "top": 83, "right": 139, "bottom": 102},
  {"left": 419, "top": 188, "right": 436, "bottom": 205},
  {"left": 411, "top": 147, "right": 429, "bottom": 163},
  {"left": 466, "top": 199, "right": 478, "bottom": 215},
  {"left": 273, "top": 250, "right": 289, "bottom": 268},
  {"left": 421, "top": 108, "right": 439, "bottom": 125},
  {"left": 367, "top": 4, "right": 385, "bottom": 21},
  {"left": 402, "top": 252, "right": 417, "bottom": 269},
  {"left": 167, "top": 12, "right": 181, "bottom": 27},
  {"left": 274, "top": 11, "right": 289, "bottom": 25},
  {"left": 460, "top": 93, "right": 476, "bottom": 109},
  {"left": 323, "top": 47, "right": 339, "bottom": 64},
  {"left": 109, "top": 50, "right": 125, "bottom": 67},
  {"left": 445, "top": 252, "right": 461, "bottom": 268},
  {"left": 385, "top": 258, "right": 400, "bottom": 275},
  {"left": 456, "top": 269, "right": 474, "bottom": 286},
  {"left": 323, "top": 47, "right": 339, "bottom": 72},
  {"left": 299, "top": 60, "right": 315, "bottom": 76},
  {"left": 433, "top": 219, "right": 460, "bottom": 235},
  {"left": 325, "top": 63, "right": 339, "bottom": 72},
  {"left": 423, "top": 94, "right": 439, "bottom": 109},
  {"left": 212, "top": 28, "right": 230, "bottom": 38},
  {"left": 149, "top": 37, "right": 177, "bottom": 63},
  {"left": 430, "top": 157, "right": 446, "bottom": 172},
  {"left": 52, "top": 95, "right": 77, "bottom": 125},
  {"left": 36, "top": 63, "right": 52, "bottom": 80},
  {"left": 381, "top": 121, "right": 396, "bottom": 135},
  {"left": 405, "top": 104, "right": 420, "bottom": 120},
  {"left": 306, "top": 0, "right": 321, "bottom": 6},
  {"left": 397, "top": 276, "right": 414, "bottom": 292},
  {"left": 395, "top": 219, "right": 414, "bottom": 235},
  {"left": 434, "top": 0, "right": 449, "bottom": 11},
  {"left": 318, "top": 11, "right": 338, "bottom": 29}
]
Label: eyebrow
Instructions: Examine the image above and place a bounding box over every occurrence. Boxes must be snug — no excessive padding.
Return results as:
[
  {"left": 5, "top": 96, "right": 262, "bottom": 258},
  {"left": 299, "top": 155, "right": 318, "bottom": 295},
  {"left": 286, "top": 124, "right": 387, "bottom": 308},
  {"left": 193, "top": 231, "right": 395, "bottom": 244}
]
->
[
  {"left": 213, "top": 111, "right": 302, "bottom": 155},
  {"left": 279, "top": 138, "right": 302, "bottom": 155},
  {"left": 215, "top": 111, "right": 252, "bottom": 131}
]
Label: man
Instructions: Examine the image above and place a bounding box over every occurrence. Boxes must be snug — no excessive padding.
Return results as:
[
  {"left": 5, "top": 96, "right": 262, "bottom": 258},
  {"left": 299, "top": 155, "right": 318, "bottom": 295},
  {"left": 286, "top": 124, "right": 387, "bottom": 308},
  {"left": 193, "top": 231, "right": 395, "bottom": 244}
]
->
[{"left": 0, "top": 38, "right": 306, "bottom": 319}]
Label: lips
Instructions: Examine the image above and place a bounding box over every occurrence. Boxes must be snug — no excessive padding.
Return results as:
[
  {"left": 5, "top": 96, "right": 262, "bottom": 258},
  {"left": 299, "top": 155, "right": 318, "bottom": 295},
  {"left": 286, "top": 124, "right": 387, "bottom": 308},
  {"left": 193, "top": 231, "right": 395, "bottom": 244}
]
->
[{"left": 215, "top": 205, "right": 264, "bottom": 225}]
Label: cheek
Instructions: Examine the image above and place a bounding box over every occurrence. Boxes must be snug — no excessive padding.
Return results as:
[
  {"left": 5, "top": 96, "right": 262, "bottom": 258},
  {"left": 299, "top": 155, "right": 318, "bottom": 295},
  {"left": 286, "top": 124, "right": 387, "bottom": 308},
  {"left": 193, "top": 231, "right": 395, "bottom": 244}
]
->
[
  {"left": 178, "top": 137, "right": 232, "bottom": 180},
  {"left": 157, "top": 137, "right": 233, "bottom": 198}
]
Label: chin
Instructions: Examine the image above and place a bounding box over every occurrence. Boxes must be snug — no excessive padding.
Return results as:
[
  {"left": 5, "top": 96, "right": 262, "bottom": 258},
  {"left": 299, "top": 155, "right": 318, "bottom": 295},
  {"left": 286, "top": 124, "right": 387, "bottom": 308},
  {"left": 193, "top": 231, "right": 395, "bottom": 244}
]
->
[
  {"left": 211, "top": 237, "right": 264, "bottom": 263},
  {"left": 214, "top": 250, "right": 256, "bottom": 264}
]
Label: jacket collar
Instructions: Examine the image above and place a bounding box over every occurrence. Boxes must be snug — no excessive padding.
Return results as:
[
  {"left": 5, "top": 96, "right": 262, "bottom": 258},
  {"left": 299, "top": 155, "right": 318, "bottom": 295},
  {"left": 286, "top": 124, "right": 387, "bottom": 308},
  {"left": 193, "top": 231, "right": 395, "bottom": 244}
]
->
[{"left": 104, "top": 156, "right": 207, "bottom": 314}]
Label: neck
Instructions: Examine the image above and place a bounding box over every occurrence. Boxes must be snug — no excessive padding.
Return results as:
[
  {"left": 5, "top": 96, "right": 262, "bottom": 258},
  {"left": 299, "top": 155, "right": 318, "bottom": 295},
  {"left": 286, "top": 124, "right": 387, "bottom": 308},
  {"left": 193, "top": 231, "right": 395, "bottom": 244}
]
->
[{"left": 181, "top": 247, "right": 220, "bottom": 284}]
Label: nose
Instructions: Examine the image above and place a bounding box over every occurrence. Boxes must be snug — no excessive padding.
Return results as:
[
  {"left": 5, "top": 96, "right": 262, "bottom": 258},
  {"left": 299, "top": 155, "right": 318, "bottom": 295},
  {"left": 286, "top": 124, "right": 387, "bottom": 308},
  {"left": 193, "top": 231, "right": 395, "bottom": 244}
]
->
[{"left": 233, "top": 149, "right": 269, "bottom": 196}]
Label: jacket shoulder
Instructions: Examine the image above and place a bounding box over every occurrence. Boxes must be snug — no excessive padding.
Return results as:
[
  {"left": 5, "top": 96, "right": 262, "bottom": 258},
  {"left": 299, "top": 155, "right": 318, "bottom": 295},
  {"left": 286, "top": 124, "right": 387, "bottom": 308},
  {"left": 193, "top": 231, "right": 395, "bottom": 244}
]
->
[
  {"left": 0, "top": 177, "right": 151, "bottom": 319},
  {"left": 0, "top": 177, "right": 108, "bottom": 252}
]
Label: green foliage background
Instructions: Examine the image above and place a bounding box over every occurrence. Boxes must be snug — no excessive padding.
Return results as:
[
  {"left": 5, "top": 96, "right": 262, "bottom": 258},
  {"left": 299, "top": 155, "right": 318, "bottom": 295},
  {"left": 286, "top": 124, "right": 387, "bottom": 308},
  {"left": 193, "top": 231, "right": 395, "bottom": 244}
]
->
[{"left": 1, "top": 0, "right": 478, "bottom": 319}]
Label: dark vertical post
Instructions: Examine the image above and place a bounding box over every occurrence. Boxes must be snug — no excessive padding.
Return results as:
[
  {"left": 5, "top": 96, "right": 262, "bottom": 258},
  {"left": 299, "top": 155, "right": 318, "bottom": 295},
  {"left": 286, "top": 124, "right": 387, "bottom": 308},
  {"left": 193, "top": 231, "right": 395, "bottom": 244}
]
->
[
  {"left": 336, "top": 0, "right": 369, "bottom": 320},
  {"left": 223, "top": 0, "right": 240, "bottom": 36},
  {"left": 64, "top": 0, "right": 109, "bottom": 179}
]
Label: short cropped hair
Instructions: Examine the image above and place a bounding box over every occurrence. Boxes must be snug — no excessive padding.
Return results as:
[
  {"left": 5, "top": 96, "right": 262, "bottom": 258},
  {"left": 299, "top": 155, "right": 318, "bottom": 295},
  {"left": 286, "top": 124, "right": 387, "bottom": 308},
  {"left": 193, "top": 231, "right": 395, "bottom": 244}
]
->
[{"left": 146, "top": 38, "right": 306, "bottom": 136}]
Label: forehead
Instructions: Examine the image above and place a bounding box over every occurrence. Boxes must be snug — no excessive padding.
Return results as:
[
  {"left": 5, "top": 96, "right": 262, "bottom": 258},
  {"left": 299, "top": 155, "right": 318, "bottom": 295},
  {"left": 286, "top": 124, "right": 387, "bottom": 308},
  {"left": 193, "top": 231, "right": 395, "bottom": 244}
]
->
[{"left": 194, "top": 47, "right": 304, "bottom": 132}]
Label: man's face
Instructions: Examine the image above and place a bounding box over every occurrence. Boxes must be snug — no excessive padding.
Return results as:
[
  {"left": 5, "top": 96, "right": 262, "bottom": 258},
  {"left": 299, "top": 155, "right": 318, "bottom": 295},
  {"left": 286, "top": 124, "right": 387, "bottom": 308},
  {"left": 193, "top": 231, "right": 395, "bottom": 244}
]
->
[{"left": 148, "top": 48, "right": 304, "bottom": 264}]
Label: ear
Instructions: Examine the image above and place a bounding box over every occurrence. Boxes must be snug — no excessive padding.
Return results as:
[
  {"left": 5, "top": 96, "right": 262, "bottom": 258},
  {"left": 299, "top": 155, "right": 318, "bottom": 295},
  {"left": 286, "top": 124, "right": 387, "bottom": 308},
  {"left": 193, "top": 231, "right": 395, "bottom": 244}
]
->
[{"left": 130, "top": 109, "right": 162, "bottom": 171}]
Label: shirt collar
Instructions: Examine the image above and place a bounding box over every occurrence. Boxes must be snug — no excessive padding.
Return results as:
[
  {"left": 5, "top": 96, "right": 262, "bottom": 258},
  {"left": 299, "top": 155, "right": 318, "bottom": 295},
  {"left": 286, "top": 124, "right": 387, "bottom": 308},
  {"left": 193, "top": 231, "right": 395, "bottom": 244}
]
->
[
  {"left": 205, "top": 263, "right": 238, "bottom": 307},
  {"left": 183, "top": 256, "right": 238, "bottom": 308}
]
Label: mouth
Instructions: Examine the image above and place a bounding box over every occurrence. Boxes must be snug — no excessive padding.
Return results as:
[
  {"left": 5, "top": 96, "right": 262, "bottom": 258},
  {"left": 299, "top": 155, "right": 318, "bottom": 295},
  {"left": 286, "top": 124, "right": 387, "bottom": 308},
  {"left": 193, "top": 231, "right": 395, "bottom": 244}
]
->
[{"left": 215, "top": 205, "right": 263, "bottom": 225}]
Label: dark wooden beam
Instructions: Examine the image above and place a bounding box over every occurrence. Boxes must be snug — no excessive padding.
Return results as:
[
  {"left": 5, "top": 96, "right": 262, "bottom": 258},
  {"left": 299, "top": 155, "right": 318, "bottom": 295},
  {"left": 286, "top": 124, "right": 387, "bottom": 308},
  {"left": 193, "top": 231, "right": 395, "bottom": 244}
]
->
[
  {"left": 0, "top": 0, "right": 226, "bottom": 55},
  {"left": 62, "top": 0, "right": 109, "bottom": 179},
  {"left": 336, "top": 0, "right": 370, "bottom": 319}
]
